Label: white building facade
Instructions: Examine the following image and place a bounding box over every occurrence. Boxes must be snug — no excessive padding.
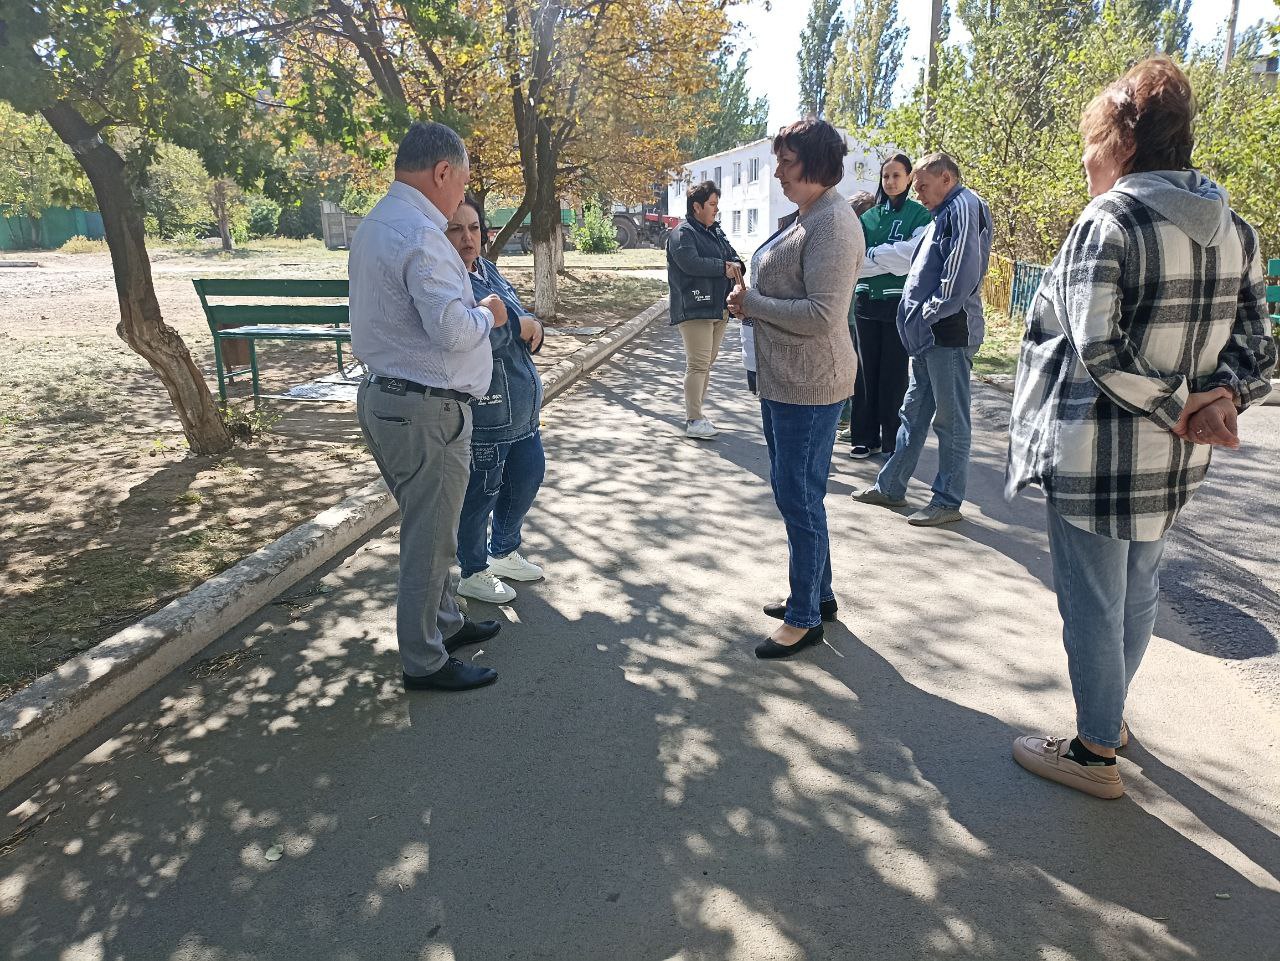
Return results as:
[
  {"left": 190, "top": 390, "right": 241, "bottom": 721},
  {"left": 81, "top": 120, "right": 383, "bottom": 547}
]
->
[{"left": 667, "top": 131, "right": 885, "bottom": 259}]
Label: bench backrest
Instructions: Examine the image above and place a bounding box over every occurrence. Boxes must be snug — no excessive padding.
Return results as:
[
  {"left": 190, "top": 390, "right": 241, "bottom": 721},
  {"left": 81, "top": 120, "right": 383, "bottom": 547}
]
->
[{"left": 192, "top": 278, "right": 350, "bottom": 328}]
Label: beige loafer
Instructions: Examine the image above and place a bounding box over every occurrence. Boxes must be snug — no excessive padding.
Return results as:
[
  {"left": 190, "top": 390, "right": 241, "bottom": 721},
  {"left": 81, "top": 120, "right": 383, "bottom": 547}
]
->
[{"left": 1013, "top": 734, "right": 1124, "bottom": 800}]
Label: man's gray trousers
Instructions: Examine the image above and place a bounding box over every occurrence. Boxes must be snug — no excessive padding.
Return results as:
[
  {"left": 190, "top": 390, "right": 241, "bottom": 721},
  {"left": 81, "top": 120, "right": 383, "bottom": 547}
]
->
[{"left": 357, "top": 380, "right": 471, "bottom": 676}]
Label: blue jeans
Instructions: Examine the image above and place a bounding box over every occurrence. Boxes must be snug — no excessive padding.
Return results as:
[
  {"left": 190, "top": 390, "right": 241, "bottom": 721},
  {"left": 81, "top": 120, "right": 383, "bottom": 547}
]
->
[
  {"left": 457, "top": 431, "right": 546, "bottom": 578},
  {"left": 874, "top": 346, "right": 976, "bottom": 509},
  {"left": 760, "top": 398, "right": 844, "bottom": 629},
  {"left": 1046, "top": 502, "right": 1167, "bottom": 749}
]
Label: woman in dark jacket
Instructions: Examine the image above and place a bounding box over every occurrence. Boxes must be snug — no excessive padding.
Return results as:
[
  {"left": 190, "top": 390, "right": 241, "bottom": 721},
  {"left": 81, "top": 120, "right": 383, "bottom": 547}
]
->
[
  {"left": 665, "top": 180, "right": 745, "bottom": 440},
  {"left": 445, "top": 197, "right": 547, "bottom": 606}
]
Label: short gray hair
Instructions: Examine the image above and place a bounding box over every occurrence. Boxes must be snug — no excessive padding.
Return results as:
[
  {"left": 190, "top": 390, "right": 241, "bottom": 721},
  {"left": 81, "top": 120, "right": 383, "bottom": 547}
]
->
[
  {"left": 916, "top": 151, "right": 962, "bottom": 183},
  {"left": 395, "top": 121, "right": 468, "bottom": 173}
]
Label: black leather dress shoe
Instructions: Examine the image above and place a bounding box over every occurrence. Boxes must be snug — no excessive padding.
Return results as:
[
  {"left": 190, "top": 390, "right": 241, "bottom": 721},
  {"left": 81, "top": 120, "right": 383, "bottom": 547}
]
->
[
  {"left": 403, "top": 657, "right": 498, "bottom": 691},
  {"left": 763, "top": 599, "right": 838, "bottom": 622},
  {"left": 445, "top": 619, "right": 501, "bottom": 654},
  {"left": 755, "top": 625, "right": 825, "bottom": 660}
]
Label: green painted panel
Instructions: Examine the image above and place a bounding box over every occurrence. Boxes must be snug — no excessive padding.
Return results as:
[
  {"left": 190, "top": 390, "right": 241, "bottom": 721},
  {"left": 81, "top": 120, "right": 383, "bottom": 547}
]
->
[{"left": 193, "top": 278, "right": 349, "bottom": 298}]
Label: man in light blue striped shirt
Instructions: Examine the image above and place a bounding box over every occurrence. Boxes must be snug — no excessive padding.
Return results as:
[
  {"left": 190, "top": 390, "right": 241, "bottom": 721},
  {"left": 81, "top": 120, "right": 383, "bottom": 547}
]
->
[{"left": 351, "top": 121, "right": 510, "bottom": 693}]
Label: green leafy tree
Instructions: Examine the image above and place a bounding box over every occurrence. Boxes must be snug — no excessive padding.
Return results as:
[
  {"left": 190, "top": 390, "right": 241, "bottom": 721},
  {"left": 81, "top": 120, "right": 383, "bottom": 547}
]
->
[
  {"left": 1112, "top": 0, "right": 1192, "bottom": 54},
  {"left": 681, "top": 51, "right": 769, "bottom": 159},
  {"left": 878, "top": 1, "right": 1148, "bottom": 261},
  {"left": 877, "top": 0, "right": 1280, "bottom": 267},
  {"left": 1190, "top": 53, "right": 1280, "bottom": 259},
  {"left": 0, "top": 0, "right": 278, "bottom": 454},
  {"left": 827, "top": 0, "right": 909, "bottom": 129},
  {"left": 798, "top": 0, "right": 846, "bottom": 118},
  {"left": 136, "top": 142, "right": 213, "bottom": 239},
  {"left": 245, "top": 193, "right": 281, "bottom": 237},
  {"left": 0, "top": 103, "right": 95, "bottom": 247}
]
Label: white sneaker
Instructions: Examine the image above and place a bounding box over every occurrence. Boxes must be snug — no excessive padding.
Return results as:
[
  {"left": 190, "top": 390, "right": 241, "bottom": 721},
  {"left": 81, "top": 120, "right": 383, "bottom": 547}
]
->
[
  {"left": 686, "top": 418, "right": 719, "bottom": 439},
  {"left": 836, "top": 426, "right": 852, "bottom": 443},
  {"left": 487, "top": 550, "right": 544, "bottom": 581},
  {"left": 457, "top": 571, "right": 517, "bottom": 604}
]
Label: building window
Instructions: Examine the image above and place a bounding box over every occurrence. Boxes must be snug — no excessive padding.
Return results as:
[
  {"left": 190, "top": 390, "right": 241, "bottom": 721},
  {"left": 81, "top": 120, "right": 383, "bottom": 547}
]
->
[
  {"left": 731, "top": 210, "right": 742, "bottom": 234},
  {"left": 733, "top": 161, "right": 742, "bottom": 185},
  {"left": 748, "top": 158, "right": 761, "bottom": 182},
  {"left": 713, "top": 166, "right": 722, "bottom": 187},
  {"left": 748, "top": 209, "right": 759, "bottom": 234},
  {"left": 698, "top": 169, "right": 707, "bottom": 184}
]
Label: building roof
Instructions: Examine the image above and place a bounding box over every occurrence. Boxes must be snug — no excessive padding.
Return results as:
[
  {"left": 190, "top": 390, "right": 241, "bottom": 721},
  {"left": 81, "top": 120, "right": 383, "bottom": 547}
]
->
[
  {"left": 679, "top": 126, "right": 887, "bottom": 171},
  {"left": 680, "top": 137, "right": 773, "bottom": 168}
]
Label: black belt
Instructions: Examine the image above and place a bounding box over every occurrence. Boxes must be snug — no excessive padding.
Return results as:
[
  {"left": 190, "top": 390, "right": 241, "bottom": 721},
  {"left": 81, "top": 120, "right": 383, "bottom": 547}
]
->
[{"left": 368, "top": 375, "right": 472, "bottom": 403}]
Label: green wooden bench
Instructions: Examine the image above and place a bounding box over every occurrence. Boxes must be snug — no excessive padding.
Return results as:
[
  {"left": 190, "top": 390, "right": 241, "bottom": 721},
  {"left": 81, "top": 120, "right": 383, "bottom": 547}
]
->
[
  {"left": 1267, "top": 258, "right": 1280, "bottom": 334},
  {"left": 192, "top": 278, "right": 353, "bottom": 402}
]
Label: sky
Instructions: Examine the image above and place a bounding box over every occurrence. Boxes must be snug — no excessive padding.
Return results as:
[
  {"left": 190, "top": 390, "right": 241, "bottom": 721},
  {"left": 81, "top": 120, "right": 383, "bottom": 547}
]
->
[{"left": 735, "top": 0, "right": 1280, "bottom": 134}]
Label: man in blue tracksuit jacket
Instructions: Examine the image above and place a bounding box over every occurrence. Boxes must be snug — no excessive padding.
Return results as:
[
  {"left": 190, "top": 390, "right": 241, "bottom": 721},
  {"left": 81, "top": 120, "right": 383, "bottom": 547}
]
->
[{"left": 854, "top": 151, "right": 993, "bottom": 526}]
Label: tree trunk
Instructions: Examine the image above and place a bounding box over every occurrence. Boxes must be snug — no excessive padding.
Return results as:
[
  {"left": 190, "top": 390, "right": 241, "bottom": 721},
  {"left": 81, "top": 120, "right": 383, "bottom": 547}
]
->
[
  {"left": 922, "top": 0, "right": 946, "bottom": 143},
  {"left": 1222, "top": 0, "right": 1240, "bottom": 69},
  {"left": 41, "top": 102, "right": 233, "bottom": 456},
  {"left": 212, "top": 179, "right": 235, "bottom": 253},
  {"left": 532, "top": 198, "right": 559, "bottom": 319}
]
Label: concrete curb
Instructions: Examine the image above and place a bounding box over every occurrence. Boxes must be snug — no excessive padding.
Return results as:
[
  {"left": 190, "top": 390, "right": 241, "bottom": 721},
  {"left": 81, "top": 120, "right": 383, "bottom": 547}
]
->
[{"left": 0, "top": 296, "right": 669, "bottom": 793}]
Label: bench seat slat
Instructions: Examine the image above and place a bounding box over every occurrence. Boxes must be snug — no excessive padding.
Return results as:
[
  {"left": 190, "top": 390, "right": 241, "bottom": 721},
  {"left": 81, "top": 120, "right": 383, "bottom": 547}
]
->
[
  {"left": 216, "top": 324, "right": 351, "bottom": 338},
  {"left": 193, "top": 279, "right": 349, "bottom": 298},
  {"left": 206, "top": 304, "right": 349, "bottom": 326}
]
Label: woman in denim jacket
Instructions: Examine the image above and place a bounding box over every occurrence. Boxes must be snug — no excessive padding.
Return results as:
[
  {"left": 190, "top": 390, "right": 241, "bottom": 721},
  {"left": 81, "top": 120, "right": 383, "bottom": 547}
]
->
[{"left": 445, "top": 197, "right": 547, "bottom": 605}]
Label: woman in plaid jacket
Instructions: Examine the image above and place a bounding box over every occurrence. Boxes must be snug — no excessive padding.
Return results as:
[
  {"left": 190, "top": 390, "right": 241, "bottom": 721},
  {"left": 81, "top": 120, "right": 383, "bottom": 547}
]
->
[{"left": 1005, "top": 57, "right": 1277, "bottom": 799}]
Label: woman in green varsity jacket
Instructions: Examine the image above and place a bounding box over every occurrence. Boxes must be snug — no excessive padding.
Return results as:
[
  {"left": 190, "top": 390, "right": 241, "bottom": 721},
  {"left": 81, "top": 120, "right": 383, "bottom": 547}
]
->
[{"left": 848, "top": 154, "right": 932, "bottom": 458}]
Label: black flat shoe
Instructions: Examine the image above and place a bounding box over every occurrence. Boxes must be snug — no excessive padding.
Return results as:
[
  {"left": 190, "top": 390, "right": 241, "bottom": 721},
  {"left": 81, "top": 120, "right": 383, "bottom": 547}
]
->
[
  {"left": 445, "top": 619, "right": 501, "bottom": 653},
  {"left": 755, "top": 625, "right": 825, "bottom": 660},
  {"left": 763, "top": 599, "right": 837, "bottom": 622},
  {"left": 404, "top": 657, "right": 498, "bottom": 691}
]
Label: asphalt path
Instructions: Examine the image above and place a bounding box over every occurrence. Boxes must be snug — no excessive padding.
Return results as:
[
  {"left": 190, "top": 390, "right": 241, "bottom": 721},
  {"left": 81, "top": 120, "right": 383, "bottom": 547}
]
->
[
  {"left": 974, "top": 387, "right": 1280, "bottom": 701},
  {"left": 2, "top": 325, "right": 1278, "bottom": 961}
]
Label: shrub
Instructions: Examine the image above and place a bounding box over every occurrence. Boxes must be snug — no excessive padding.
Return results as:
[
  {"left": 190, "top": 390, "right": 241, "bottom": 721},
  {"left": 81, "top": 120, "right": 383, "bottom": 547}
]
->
[
  {"left": 245, "top": 194, "right": 281, "bottom": 238},
  {"left": 571, "top": 203, "right": 619, "bottom": 254},
  {"left": 59, "top": 235, "right": 108, "bottom": 254}
]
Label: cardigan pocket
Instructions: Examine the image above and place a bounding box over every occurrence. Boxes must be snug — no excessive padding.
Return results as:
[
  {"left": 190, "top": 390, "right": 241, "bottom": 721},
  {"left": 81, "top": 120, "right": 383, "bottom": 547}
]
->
[{"left": 768, "top": 343, "right": 831, "bottom": 388}]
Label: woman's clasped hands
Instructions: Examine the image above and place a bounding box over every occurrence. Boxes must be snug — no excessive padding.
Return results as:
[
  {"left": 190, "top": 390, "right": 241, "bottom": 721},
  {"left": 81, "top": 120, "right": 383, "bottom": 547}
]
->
[
  {"left": 1172, "top": 387, "right": 1240, "bottom": 449},
  {"left": 727, "top": 283, "right": 747, "bottom": 318}
]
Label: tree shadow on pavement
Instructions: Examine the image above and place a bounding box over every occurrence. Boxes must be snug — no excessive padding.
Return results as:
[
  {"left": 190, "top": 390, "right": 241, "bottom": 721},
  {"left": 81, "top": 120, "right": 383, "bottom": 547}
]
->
[{"left": 1, "top": 325, "right": 1277, "bottom": 961}]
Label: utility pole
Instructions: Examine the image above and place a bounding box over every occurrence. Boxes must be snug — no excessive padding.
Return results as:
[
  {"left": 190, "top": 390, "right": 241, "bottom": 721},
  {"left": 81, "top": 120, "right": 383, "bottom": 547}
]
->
[
  {"left": 1222, "top": 0, "right": 1240, "bottom": 70},
  {"left": 922, "top": 0, "right": 945, "bottom": 143}
]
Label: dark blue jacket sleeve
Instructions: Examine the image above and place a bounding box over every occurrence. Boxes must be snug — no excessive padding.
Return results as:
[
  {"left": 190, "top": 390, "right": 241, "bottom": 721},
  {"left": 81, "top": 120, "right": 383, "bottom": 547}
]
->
[{"left": 921, "top": 195, "right": 983, "bottom": 323}]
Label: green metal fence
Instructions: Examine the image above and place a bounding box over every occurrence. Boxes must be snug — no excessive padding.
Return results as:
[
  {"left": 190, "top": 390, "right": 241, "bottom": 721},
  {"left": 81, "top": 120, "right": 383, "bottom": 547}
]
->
[
  {"left": 0, "top": 206, "right": 105, "bottom": 250},
  {"left": 983, "top": 253, "right": 1048, "bottom": 320}
]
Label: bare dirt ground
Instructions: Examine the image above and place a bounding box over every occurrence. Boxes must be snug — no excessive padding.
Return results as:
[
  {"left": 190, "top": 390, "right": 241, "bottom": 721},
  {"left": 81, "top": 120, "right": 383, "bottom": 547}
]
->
[{"left": 0, "top": 241, "right": 666, "bottom": 697}]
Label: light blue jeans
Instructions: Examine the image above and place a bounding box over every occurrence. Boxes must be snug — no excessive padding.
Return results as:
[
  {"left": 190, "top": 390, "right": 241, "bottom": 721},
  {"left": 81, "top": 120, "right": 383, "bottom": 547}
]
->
[
  {"left": 873, "top": 346, "right": 976, "bottom": 509},
  {"left": 1046, "top": 503, "right": 1167, "bottom": 749}
]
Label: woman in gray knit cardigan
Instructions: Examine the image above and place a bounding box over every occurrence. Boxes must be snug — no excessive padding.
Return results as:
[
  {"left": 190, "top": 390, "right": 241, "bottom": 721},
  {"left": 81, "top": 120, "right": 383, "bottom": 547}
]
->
[{"left": 727, "top": 119, "right": 864, "bottom": 660}]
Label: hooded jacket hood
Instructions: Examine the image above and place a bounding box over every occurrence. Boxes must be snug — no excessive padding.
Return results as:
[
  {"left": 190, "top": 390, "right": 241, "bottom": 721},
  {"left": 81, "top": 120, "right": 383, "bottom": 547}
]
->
[{"left": 1110, "top": 170, "right": 1231, "bottom": 247}]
